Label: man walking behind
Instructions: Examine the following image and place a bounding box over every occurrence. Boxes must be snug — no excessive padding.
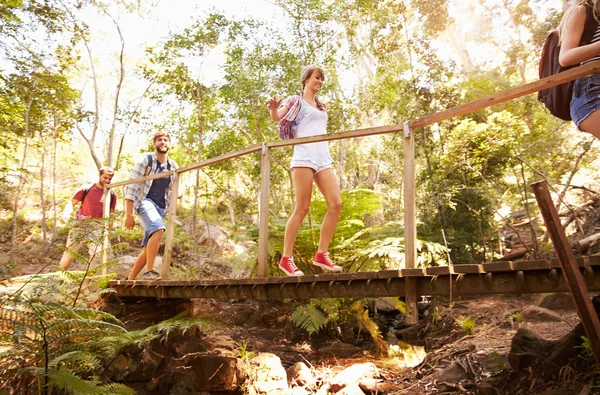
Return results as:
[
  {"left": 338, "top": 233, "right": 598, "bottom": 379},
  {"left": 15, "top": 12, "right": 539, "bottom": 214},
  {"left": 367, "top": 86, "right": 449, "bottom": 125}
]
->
[
  {"left": 125, "top": 132, "right": 178, "bottom": 281},
  {"left": 59, "top": 166, "right": 117, "bottom": 270}
]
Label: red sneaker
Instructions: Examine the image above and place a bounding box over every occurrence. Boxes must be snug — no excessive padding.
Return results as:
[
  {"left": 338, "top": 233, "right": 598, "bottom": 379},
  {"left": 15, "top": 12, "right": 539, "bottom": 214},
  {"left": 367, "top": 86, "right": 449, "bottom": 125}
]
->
[
  {"left": 313, "top": 252, "right": 342, "bottom": 272},
  {"left": 279, "top": 256, "right": 304, "bottom": 276}
]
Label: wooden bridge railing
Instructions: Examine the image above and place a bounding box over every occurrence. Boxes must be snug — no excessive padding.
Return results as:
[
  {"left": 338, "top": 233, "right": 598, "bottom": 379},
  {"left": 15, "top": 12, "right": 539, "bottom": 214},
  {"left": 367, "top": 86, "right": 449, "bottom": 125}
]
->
[{"left": 101, "top": 60, "right": 600, "bottom": 325}]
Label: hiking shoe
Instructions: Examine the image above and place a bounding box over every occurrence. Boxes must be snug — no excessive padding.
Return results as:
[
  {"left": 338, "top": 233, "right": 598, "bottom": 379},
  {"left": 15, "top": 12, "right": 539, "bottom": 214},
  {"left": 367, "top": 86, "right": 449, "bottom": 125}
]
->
[
  {"left": 313, "top": 252, "right": 343, "bottom": 272},
  {"left": 279, "top": 256, "right": 304, "bottom": 276},
  {"left": 142, "top": 270, "right": 161, "bottom": 280}
]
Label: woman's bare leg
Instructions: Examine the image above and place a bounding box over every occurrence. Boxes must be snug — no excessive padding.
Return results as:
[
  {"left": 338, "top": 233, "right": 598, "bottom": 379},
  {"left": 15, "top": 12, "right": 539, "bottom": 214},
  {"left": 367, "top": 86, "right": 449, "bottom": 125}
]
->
[
  {"left": 578, "top": 110, "right": 600, "bottom": 140},
  {"left": 282, "top": 167, "right": 315, "bottom": 257},
  {"left": 314, "top": 168, "right": 342, "bottom": 253}
]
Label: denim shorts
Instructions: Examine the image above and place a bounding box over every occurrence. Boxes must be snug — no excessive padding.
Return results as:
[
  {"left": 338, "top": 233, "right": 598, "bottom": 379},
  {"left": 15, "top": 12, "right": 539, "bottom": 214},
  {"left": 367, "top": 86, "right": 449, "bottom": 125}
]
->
[
  {"left": 290, "top": 159, "right": 333, "bottom": 174},
  {"left": 571, "top": 73, "right": 600, "bottom": 128},
  {"left": 137, "top": 198, "right": 165, "bottom": 247}
]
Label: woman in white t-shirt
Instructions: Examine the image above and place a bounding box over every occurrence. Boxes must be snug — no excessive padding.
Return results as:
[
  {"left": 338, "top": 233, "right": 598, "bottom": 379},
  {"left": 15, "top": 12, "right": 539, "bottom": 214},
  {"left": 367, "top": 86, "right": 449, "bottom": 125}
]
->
[{"left": 268, "top": 65, "right": 343, "bottom": 276}]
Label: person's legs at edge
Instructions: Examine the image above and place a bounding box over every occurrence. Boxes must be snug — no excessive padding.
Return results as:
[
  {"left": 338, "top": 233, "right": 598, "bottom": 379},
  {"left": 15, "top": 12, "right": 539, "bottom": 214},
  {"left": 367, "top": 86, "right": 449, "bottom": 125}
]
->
[
  {"left": 128, "top": 248, "right": 147, "bottom": 280},
  {"left": 282, "top": 167, "right": 315, "bottom": 257},
  {"left": 144, "top": 229, "right": 164, "bottom": 273},
  {"left": 127, "top": 230, "right": 163, "bottom": 280},
  {"left": 59, "top": 230, "right": 79, "bottom": 270},
  {"left": 313, "top": 168, "right": 343, "bottom": 271},
  {"left": 313, "top": 168, "right": 342, "bottom": 253},
  {"left": 578, "top": 110, "right": 600, "bottom": 140},
  {"left": 279, "top": 167, "right": 314, "bottom": 275}
]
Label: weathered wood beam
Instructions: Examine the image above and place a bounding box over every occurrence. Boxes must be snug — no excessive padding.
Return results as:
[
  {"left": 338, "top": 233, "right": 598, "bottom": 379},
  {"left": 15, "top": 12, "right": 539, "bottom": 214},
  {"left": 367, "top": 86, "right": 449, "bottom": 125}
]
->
[{"left": 531, "top": 180, "right": 600, "bottom": 367}]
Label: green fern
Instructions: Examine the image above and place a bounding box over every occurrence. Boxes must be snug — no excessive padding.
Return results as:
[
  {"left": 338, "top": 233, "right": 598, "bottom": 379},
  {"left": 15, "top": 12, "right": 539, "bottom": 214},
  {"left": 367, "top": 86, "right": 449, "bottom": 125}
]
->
[
  {"left": 291, "top": 303, "right": 329, "bottom": 335},
  {"left": 351, "top": 301, "right": 388, "bottom": 356}
]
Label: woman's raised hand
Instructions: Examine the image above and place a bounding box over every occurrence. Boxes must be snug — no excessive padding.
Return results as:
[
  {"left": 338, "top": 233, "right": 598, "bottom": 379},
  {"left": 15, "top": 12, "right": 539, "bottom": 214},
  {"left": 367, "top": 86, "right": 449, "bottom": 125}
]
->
[{"left": 268, "top": 96, "right": 282, "bottom": 110}]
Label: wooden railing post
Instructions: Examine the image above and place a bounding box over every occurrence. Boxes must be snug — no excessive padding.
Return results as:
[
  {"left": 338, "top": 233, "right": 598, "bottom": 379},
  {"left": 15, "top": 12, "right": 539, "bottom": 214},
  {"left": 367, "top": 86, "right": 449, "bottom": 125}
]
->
[
  {"left": 258, "top": 143, "right": 271, "bottom": 277},
  {"left": 161, "top": 173, "right": 179, "bottom": 280},
  {"left": 101, "top": 188, "right": 111, "bottom": 275},
  {"left": 531, "top": 180, "right": 600, "bottom": 367},
  {"left": 403, "top": 121, "right": 419, "bottom": 324}
]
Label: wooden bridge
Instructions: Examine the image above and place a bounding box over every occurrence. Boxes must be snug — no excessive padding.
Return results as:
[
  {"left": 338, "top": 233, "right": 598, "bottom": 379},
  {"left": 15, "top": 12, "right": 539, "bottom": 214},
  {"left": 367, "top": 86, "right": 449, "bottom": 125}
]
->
[
  {"left": 110, "top": 257, "right": 600, "bottom": 300},
  {"left": 100, "top": 61, "right": 600, "bottom": 363}
]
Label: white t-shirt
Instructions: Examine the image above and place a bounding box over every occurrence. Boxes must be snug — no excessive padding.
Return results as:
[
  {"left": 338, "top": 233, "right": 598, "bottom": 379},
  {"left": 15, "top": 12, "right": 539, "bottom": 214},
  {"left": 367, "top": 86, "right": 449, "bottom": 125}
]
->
[{"left": 292, "top": 100, "right": 333, "bottom": 166}]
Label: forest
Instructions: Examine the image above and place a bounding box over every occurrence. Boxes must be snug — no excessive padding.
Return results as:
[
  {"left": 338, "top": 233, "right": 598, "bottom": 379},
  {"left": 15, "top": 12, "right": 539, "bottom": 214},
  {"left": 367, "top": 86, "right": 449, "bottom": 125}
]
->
[{"left": 1, "top": 0, "right": 599, "bottom": 393}]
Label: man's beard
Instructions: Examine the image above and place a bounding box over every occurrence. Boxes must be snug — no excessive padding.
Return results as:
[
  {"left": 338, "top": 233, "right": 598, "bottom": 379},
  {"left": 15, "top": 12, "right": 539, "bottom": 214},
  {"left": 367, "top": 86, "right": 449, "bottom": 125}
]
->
[{"left": 156, "top": 146, "right": 169, "bottom": 153}]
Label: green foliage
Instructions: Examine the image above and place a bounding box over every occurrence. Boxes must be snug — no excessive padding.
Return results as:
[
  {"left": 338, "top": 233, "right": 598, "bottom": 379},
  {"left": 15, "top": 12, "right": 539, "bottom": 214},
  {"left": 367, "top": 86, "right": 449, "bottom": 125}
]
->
[
  {"left": 455, "top": 315, "right": 476, "bottom": 335},
  {"left": 236, "top": 342, "right": 256, "bottom": 362},
  {"left": 0, "top": 291, "right": 130, "bottom": 393},
  {"left": 291, "top": 298, "right": 387, "bottom": 355},
  {"left": 291, "top": 300, "right": 334, "bottom": 336}
]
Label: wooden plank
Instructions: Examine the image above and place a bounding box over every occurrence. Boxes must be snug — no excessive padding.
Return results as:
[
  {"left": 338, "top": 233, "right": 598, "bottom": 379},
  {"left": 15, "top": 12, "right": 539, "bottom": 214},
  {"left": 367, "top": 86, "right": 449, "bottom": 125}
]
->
[
  {"left": 481, "top": 261, "right": 514, "bottom": 272},
  {"left": 531, "top": 180, "right": 600, "bottom": 367},
  {"left": 410, "top": 61, "right": 600, "bottom": 130},
  {"left": 404, "top": 122, "right": 418, "bottom": 325},
  {"left": 259, "top": 62, "right": 600, "bottom": 150},
  {"left": 588, "top": 255, "right": 600, "bottom": 266},
  {"left": 513, "top": 260, "right": 551, "bottom": 271},
  {"left": 377, "top": 270, "right": 403, "bottom": 279},
  {"left": 176, "top": 144, "right": 262, "bottom": 173},
  {"left": 257, "top": 144, "right": 270, "bottom": 278},
  {"left": 402, "top": 268, "right": 427, "bottom": 277},
  {"left": 161, "top": 174, "right": 179, "bottom": 280},
  {"left": 426, "top": 266, "right": 453, "bottom": 276},
  {"left": 267, "top": 124, "right": 404, "bottom": 149},
  {"left": 453, "top": 264, "right": 484, "bottom": 274},
  {"left": 108, "top": 170, "right": 175, "bottom": 189}
]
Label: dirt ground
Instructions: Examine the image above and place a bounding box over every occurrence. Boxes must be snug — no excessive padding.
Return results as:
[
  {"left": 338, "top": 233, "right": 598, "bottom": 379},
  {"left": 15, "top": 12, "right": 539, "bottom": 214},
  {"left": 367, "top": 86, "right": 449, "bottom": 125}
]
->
[
  {"left": 2, "top": 243, "right": 598, "bottom": 394},
  {"left": 187, "top": 293, "right": 594, "bottom": 394}
]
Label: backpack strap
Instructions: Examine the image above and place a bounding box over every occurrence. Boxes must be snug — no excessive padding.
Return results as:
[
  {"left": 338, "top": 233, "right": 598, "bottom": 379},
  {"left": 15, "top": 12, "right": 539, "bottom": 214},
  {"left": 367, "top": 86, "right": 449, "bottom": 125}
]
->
[
  {"left": 144, "top": 153, "right": 154, "bottom": 176},
  {"left": 79, "top": 184, "right": 93, "bottom": 204}
]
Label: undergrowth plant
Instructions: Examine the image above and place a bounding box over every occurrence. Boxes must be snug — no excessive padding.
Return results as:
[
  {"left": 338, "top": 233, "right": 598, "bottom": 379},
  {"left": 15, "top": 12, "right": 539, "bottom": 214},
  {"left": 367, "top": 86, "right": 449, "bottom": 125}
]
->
[
  {"left": 291, "top": 298, "right": 388, "bottom": 355},
  {"left": 0, "top": 256, "right": 215, "bottom": 394},
  {"left": 455, "top": 315, "right": 476, "bottom": 335}
]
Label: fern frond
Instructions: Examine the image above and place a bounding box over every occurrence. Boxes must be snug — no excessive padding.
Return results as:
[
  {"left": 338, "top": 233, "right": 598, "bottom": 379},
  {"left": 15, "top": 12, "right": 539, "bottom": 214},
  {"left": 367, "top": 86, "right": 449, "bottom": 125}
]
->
[
  {"left": 49, "top": 367, "right": 103, "bottom": 394},
  {"left": 99, "top": 382, "right": 136, "bottom": 395},
  {"left": 352, "top": 301, "right": 388, "bottom": 355},
  {"left": 291, "top": 304, "right": 328, "bottom": 335}
]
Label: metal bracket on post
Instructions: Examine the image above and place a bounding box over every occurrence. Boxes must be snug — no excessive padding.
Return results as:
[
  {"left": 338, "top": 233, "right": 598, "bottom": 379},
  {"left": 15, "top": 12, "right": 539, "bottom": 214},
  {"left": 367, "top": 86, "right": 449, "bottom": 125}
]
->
[
  {"left": 262, "top": 142, "right": 267, "bottom": 155},
  {"left": 403, "top": 121, "right": 411, "bottom": 138}
]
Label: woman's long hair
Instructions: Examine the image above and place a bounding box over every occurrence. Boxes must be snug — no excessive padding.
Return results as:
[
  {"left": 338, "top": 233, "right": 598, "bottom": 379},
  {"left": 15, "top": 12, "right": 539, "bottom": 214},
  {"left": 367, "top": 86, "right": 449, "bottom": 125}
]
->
[{"left": 559, "top": 0, "right": 600, "bottom": 43}]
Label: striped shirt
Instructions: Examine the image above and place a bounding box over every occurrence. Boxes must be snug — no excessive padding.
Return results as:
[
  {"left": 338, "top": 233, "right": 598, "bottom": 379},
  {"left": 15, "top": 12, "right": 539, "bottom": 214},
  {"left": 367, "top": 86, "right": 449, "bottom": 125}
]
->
[{"left": 582, "top": 24, "right": 600, "bottom": 64}]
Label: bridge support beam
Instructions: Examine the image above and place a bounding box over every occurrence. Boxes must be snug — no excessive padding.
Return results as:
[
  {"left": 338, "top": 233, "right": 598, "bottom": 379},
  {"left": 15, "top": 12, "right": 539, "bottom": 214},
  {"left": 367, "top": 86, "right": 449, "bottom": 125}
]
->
[
  {"left": 403, "top": 122, "right": 418, "bottom": 324},
  {"left": 258, "top": 143, "right": 271, "bottom": 277},
  {"left": 532, "top": 180, "right": 600, "bottom": 367}
]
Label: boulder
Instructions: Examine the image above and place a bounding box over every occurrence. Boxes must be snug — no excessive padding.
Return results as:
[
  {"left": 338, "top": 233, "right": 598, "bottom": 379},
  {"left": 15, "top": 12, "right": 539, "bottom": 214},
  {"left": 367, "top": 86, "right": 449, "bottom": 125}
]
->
[
  {"left": 329, "top": 362, "right": 379, "bottom": 393},
  {"left": 508, "top": 328, "right": 557, "bottom": 372},
  {"left": 287, "top": 361, "right": 314, "bottom": 386},
  {"left": 246, "top": 353, "right": 290, "bottom": 395},
  {"left": 538, "top": 293, "right": 575, "bottom": 311},
  {"left": 437, "top": 361, "right": 468, "bottom": 383},
  {"left": 520, "top": 306, "right": 564, "bottom": 322}
]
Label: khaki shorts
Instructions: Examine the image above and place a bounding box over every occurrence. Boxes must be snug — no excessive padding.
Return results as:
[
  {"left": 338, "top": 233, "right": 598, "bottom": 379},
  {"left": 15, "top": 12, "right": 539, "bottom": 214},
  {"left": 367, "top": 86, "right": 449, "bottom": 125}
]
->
[{"left": 63, "top": 221, "right": 108, "bottom": 265}]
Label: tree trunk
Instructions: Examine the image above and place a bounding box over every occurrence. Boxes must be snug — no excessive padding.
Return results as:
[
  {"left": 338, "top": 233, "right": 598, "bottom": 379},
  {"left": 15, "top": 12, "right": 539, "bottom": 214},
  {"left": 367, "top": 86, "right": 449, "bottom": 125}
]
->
[
  {"left": 40, "top": 143, "right": 47, "bottom": 243},
  {"left": 11, "top": 98, "right": 34, "bottom": 246},
  {"left": 105, "top": 13, "right": 125, "bottom": 167},
  {"left": 227, "top": 176, "right": 236, "bottom": 226},
  {"left": 51, "top": 111, "right": 58, "bottom": 242}
]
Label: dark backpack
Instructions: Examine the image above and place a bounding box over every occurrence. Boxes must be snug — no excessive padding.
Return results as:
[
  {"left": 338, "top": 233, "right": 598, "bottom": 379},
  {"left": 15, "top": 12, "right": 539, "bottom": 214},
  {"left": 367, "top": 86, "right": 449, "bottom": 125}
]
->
[{"left": 538, "top": 5, "right": 598, "bottom": 120}]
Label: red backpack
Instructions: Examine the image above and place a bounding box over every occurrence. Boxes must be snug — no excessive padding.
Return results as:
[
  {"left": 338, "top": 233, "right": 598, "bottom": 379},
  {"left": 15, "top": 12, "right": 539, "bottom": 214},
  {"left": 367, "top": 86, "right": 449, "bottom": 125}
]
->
[{"left": 538, "top": 5, "right": 598, "bottom": 120}]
